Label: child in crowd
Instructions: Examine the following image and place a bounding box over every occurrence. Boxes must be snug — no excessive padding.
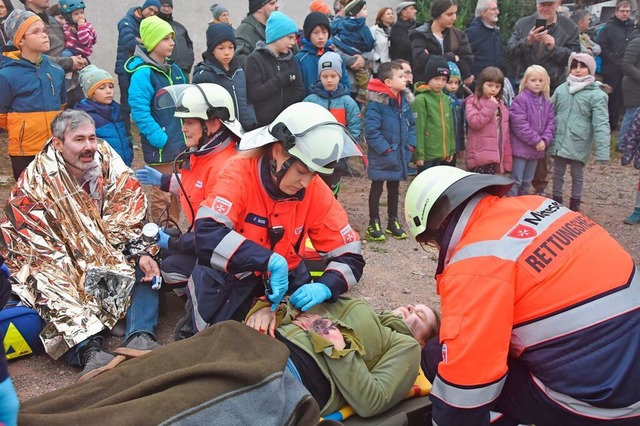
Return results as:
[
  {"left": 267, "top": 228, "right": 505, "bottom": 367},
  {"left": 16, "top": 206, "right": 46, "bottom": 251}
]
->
[
  {"left": 412, "top": 56, "right": 454, "bottom": 173},
  {"left": 465, "top": 66, "right": 512, "bottom": 175},
  {"left": 192, "top": 23, "right": 257, "bottom": 131},
  {"left": 620, "top": 109, "right": 640, "bottom": 224},
  {"left": 209, "top": 4, "right": 231, "bottom": 25},
  {"left": 550, "top": 52, "right": 610, "bottom": 212},
  {"left": 509, "top": 65, "right": 555, "bottom": 196},
  {"left": 0, "top": 9, "right": 66, "bottom": 180},
  {"left": 245, "top": 11, "right": 305, "bottom": 127},
  {"left": 365, "top": 61, "right": 415, "bottom": 241},
  {"left": 296, "top": 11, "right": 349, "bottom": 95},
  {"left": 331, "top": 0, "right": 374, "bottom": 103},
  {"left": 125, "top": 15, "right": 186, "bottom": 223},
  {"left": 304, "top": 51, "right": 361, "bottom": 196},
  {"left": 75, "top": 65, "right": 133, "bottom": 166},
  {"left": 58, "top": 0, "right": 97, "bottom": 59},
  {"left": 443, "top": 61, "right": 466, "bottom": 166}
]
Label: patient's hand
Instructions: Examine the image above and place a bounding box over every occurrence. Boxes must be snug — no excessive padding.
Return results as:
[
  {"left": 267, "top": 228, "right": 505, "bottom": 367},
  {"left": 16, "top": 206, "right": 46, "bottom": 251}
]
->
[
  {"left": 294, "top": 314, "right": 346, "bottom": 351},
  {"left": 246, "top": 306, "right": 277, "bottom": 337}
]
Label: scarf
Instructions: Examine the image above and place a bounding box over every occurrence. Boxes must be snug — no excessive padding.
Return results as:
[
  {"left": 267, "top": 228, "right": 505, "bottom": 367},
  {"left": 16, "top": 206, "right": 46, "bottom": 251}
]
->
[{"left": 566, "top": 74, "right": 595, "bottom": 94}]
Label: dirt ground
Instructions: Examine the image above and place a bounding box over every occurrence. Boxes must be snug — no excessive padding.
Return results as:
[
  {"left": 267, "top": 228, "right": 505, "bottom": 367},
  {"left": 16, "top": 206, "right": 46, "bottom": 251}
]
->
[{"left": 3, "top": 140, "right": 640, "bottom": 402}]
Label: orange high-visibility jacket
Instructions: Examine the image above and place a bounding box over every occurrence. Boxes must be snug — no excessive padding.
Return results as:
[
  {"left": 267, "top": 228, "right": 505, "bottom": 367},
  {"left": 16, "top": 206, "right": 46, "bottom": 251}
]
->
[{"left": 431, "top": 194, "right": 640, "bottom": 425}]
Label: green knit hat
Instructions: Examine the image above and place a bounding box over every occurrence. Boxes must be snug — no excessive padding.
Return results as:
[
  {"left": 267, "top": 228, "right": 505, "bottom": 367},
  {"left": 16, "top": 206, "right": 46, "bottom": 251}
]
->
[{"left": 139, "top": 15, "right": 174, "bottom": 52}]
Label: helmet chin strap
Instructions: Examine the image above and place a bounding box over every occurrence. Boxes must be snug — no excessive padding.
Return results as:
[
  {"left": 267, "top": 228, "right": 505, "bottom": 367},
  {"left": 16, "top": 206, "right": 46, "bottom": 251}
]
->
[
  {"left": 269, "top": 150, "right": 296, "bottom": 186},
  {"left": 197, "top": 120, "right": 209, "bottom": 149}
]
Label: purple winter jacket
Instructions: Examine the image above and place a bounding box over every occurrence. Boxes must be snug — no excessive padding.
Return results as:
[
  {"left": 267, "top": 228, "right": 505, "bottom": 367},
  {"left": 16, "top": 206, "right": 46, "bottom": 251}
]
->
[{"left": 509, "top": 88, "right": 556, "bottom": 160}]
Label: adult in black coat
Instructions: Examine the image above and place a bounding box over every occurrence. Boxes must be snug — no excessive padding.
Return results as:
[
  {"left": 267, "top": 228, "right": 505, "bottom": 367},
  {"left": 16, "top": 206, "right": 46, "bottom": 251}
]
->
[
  {"left": 389, "top": 2, "right": 417, "bottom": 66},
  {"left": 157, "top": 0, "right": 195, "bottom": 80},
  {"left": 410, "top": 0, "right": 473, "bottom": 85},
  {"left": 0, "top": 0, "right": 14, "bottom": 49},
  {"left": 596, "top": 0, "right": 637, "bottom": 130}
]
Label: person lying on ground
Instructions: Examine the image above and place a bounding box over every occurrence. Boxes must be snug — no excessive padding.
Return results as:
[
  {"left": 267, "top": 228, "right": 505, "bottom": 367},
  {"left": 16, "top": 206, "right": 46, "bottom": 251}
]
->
[{"left": 245, "top": 296, "right": 440, "bottom": 417}]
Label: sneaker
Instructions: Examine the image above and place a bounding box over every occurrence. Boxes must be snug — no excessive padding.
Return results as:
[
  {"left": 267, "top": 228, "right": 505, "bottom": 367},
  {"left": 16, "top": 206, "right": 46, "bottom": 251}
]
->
[
  {"left": 624, "top": 208, "right": 640, "bottom": 225},
  {"left": 123, "top": 332, "right": 161, "bottom": 351},
  {"left": 366, "top": 218, "right": 386, "bottom": 242},
  {"left": 385, "top": 217, "right": 407, "bottom": 239},
  {"left": 76, "top": 347, "right": 118, "bottom": 382}
]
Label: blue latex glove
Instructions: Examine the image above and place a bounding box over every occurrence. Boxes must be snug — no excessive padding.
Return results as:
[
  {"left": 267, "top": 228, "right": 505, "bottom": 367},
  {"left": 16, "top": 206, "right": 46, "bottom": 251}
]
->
[
  {"left": 135, "top": 165, "right": 162, "bottom": 186},
  {"left": 290, "top": 283, "right": 332, "bottom": 312},
  {"left": 157, "top": 227, "right": 170, "bottom": 250},
  {"left": 0, "top": 263, "right": 9, "bottom": 278},
  {"left": 0, "top": 376, "right": 19, "bottom": 426},
  {"left": 267, "top": 253, "right": 289, "bottom": 309}
]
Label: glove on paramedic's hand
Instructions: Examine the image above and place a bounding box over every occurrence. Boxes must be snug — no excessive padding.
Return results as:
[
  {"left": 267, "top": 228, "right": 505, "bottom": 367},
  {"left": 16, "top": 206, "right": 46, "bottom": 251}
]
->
[
  {"left": 157, "top": 228, "right": 170, "bottom": 250},
  {"left": 290, "top": 283, "right": 332, "bottom": 312},
  {"left": 267, "top": 253, "right": 289, "bottom": 309},
  {"left": 135, "top": 165, "right": 162, "bottom": 186},
  {"left": 0, "top": 376, "right": 19, "bottom": 426}
]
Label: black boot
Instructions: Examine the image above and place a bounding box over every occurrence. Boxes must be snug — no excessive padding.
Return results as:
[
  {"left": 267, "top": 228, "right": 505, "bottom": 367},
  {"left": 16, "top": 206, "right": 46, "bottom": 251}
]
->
[
  {"left": 569, "top": 197, "right": 581, "bottom": 212},
  {"left": 552, "top": 195, "right": 562, "bottom": 204}
]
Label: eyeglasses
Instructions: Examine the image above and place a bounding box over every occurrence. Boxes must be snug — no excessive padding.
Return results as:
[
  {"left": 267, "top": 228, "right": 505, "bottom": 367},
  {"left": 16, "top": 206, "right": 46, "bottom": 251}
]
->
[
  {"left": 404, "top": 70, "right": 413, "bottom": 75},
  {"left": 25, "top": 27, "right": 50, "bottom": 37}
]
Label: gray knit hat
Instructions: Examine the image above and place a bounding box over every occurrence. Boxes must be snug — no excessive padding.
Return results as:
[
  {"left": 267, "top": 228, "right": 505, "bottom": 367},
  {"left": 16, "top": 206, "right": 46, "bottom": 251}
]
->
[
  {"left": 318, "top": 51, "right": 343, "bottom": 78},
  {"left": 210, "top": 4, "right": 229, "bottom": 19},
  {"left": 4, "top": 9, "right": 41, "bottom": 47}
]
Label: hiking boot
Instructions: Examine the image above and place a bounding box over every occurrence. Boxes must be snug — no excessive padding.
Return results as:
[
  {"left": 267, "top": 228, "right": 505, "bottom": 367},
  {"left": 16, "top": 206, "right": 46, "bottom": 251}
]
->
[
  {"left": 174, "top": 298, "right": 195, "bottom": 341},
  {"left": 76, "top": 347, "right": 118, "bottom": 382},
  {"left": 385, "top": 217, "right": 407, "bottom": 239},
  {"left": 569, "top": 197, "right": 581, "bottom": 212},
  {"left": 624, "top": 208, "right": 640, "bottom": 225},
  {"left": 366, "top": 218, "right": 386, "bottom": 242},
  {"left": 122, "top": 332, "right": 161, "bottom": 351}
]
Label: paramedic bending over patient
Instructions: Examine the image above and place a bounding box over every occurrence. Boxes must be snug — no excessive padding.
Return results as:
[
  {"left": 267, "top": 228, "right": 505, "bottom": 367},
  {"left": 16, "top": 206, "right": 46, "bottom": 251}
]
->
[{"left": 189, "top": 102, "right": 366, "bottom": 330}]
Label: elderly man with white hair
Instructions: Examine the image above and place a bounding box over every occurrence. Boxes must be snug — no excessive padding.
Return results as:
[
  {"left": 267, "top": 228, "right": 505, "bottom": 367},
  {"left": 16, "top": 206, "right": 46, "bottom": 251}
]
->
[{"left": 465, "top": 0, "right": 504, "bottom": 79}]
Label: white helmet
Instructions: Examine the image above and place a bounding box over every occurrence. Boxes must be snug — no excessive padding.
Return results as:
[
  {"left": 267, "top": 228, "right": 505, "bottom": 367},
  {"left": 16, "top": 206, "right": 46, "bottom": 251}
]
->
[
  {"left": 239, "top": 102, "right": 363, "bottom": 175},
  {"left": 154, "top": 83, "right": 243, "bottom": 137},
  {"left": 404, "top": 166, "right": 513, "bottom": 240}
]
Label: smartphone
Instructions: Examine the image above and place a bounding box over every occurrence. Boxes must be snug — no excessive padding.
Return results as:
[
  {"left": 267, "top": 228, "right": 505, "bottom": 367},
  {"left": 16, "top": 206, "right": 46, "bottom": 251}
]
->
[{"left": 535, "top": 18, "right": 547, "bottom": 31}]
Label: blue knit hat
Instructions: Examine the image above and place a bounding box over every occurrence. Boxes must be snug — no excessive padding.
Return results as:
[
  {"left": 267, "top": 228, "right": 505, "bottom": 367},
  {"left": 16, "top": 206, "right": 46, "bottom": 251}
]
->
[
  {"left": 142, "top": 0, "right": 161, "bottom": 10},
  {"left": 207, "top": 22, "right": 236, "bottom": 52},
  {"left": 447, "top": 61, "right": 461, "bottom": 81},
  {"left": 265, "top": 11, "right": 298, "bottom": 44}
]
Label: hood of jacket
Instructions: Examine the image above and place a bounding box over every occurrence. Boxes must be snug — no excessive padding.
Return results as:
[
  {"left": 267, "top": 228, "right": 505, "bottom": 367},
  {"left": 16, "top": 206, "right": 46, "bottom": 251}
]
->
[
  {"left": 125, "top": 45, "right": 173, "bottom": 73},
  {"left": 75, "top": 98, "right": 120, "bottom": 121},
  {"left": 0, "top": 49, "right": 40, "bottom": 71},
  {"left": 334, "top": 16, "right": 367, "bottom": 32},
  {"left": 309, "top": 80, "right": 350, "bottom": 98},
  {"left": 367, "top": 78, "right": 402, "bottom": 105},
  {"left": 300, "top": 37, "right": 335, "bottom": 55},
  {"left": 254, "top": 40, "right": 294, "bottom": 61}
]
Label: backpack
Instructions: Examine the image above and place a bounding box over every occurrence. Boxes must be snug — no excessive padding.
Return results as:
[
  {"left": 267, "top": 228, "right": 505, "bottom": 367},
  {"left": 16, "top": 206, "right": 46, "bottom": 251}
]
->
[{"left": 1, "top": 300, "right": 44, "bottom": 360}]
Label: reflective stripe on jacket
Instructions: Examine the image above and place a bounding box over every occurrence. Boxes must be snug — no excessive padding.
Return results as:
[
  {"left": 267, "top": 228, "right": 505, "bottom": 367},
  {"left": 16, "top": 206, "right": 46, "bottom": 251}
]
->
[
  {"left": 194, "top": 155, "right": 364, "bottom": 299},
  {"left": 432, "top": 194, "right": 640, "bottom": 425}
]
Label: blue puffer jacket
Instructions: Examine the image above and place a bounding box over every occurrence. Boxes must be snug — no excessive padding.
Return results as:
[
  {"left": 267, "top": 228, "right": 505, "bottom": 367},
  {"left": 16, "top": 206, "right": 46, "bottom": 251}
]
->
[
  {"left": 192, "top": 52, "right": 258, "bottom": 131},
  {"left": 332, "top": 17, "right": 375, "bottom": 56},
  {"left": 115, "top": 7, "right": 142, "bottom": 75},
  {"left": 125, "top": 46, "right": 186, "bottom": 164},
  {"left": 304, "top": 80, "right": 361, "bottom": 140},
  {"left": 75, "top": 98, "right": 134, "bottom": 166},
  {"left": 296, "top": 38, "right": 350, "bottom": 95},
  {"left": 364, "top": 79, "right": 415, "bottom": 181}
]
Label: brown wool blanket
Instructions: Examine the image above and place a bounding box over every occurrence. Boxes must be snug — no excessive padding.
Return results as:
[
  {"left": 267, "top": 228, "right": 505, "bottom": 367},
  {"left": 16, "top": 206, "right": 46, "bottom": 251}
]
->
[{"left": 19, "top": 321, "right": 320, "bottom": 426}]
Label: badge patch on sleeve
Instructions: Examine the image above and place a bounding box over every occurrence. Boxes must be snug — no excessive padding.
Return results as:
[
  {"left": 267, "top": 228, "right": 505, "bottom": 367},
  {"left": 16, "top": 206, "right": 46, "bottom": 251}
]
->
[
  {"left": 213, "top": 196, "right": 232, "bottom": 215},
  {"left": 340, "top": 225, "right": 357, "bottom": 243}
]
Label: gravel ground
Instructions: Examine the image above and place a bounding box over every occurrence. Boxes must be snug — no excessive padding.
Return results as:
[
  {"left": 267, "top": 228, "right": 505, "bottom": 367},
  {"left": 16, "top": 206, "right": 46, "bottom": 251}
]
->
[{"left": 3, "top": 143, "right": 640, "bottom": 402}]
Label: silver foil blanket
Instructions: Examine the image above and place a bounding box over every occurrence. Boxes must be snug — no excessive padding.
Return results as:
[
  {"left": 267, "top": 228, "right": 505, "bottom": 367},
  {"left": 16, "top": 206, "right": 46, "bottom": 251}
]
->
[{"left": 0, "top": 140, "right": 148, "bottom": 359}]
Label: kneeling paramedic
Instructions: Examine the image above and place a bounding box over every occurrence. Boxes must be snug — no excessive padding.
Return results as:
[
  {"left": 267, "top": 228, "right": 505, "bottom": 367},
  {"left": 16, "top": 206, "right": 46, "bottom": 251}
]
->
[
  {"left": 405, "top": 166, "right": 640, "bottom": 426},
  {"left": 189, "top": 102, "right": 366, "bottom": 330}
]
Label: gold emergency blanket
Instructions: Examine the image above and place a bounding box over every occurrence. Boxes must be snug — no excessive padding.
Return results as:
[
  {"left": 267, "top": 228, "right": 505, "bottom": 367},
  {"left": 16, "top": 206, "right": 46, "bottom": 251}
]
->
[{"left": 0, "top": 140, "right": 147, "bottom": 359}]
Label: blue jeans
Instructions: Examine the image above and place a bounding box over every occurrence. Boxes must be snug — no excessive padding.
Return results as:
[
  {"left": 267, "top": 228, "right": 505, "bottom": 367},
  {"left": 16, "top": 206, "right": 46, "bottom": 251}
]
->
[
  {"left": 618, "top": 107, "right": 640, "bottom": 150},
  {"left": 509, "top": 157, "right": 538, "bottom": 196},
  {"left": 63, "top": 265, "right": 160, "bottom": 367}
]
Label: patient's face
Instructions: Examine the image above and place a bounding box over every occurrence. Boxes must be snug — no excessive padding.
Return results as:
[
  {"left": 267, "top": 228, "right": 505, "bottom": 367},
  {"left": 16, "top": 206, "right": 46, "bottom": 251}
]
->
[{"left": 392, "top": 304, "right": 438, "bottom": 346}]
